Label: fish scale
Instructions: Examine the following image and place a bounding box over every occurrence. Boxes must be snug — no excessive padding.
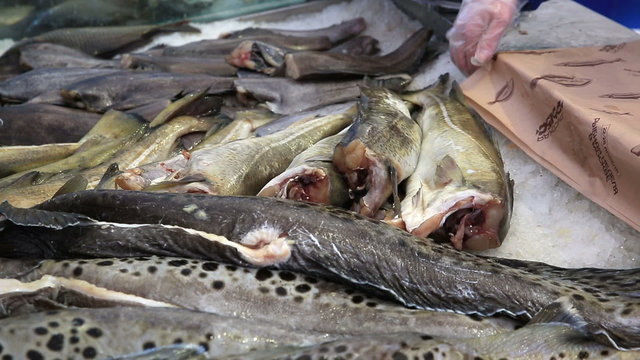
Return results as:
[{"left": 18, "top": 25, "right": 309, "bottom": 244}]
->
[{"left": 7, "top": 256, "right": 517, "bottom": 338}]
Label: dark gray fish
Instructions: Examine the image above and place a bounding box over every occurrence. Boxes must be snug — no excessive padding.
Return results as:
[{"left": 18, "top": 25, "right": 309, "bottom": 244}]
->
[
  {"left": 329, "top": 35, "right": 380, "bottom": 56},
  {"left": 0, "top": 103, "right": 101, "bottom": 145},
  {"left": 60, "top": 72, "right": 234, "bottom": 112},
  {"left": 18, "top": 42, "right": 118, "bottom": 70},
  {"left": 285, "top": 28, "right": 432, "bottom": 79},
  {"left": 0, "top": 306, "right": 334, "bottom": 359},
  {"left": 120, "top": 53, "right": 237, "bottom": 77},
  {"left": 6, "top": 190, "right": 638, "bottom": 350},
  {"left": 162, "top": 35, "right": 332, "bottom": 57},
  {"left": 10, "top": 256, "right": 518, "bottom": 338},
  {"left": 0, "top": 68, "right": 123, "bottom": 104},
  {"left": 220, "top": 18, "right": 366, "bottom": 44},
  {"left": 125, "top": 100, "right": 173, "bottom": 123},
  {"left": 226, "top": 40, "right": 287, "bottom": 76},
  {"left": 234, "top": 77, "right": 361, "bottom": 115}
]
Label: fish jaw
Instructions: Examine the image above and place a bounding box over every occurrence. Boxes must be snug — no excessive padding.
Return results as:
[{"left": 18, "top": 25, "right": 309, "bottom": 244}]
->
[
  {"left": 116, "top": 155, "right": 189, "bottom": 191},
  {"left": 404, "top": 188, "right": 505, "bottom": 250},
  {"left": 333, "top": 140, "right": 395, "bottom": 217},
  {"left": 259, "top": 165, "right": 332, "bottom": 204}
]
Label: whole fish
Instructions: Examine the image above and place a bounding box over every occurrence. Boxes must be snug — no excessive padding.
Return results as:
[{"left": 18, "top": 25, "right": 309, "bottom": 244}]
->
[
  {"left": 0, "top": 67, "right": 123, "bottom": 104},
  {"left": 254, "top": 102, "right": 356, "bottom": 137},
  {"left": 0, "top": 306, "right": 334, "bottom": 359},
  {"left": 333, "top": 86, "right": 422, "bottom": 217},
  {"left": 120, "top": 53, "right": 237, "bottom": 77},
  {"left": 222, "top": 324, "right": 640, "bottom": 360},
  {"left": 116, "top": 107, "right": 354, "bottom": 194},
  {"left": 8, "top": 190, "right": 639, "bottom": 350},
  {"left": 400, "top": 75, "right": 512, "bottom": 251},
  {"left": 60, "top": 72, "right": 234, "bottom": 112},
  {"left": 329, "top": 35, "right": 380, "bottom": 56},
  {"left": 9, "top": 256, "right": 517, "bottom": 338},
  {"left": 18, "top": 42, "right": 119, "bottom": 70},
  {"left": 194, "top": 109, "right": 277, "bottom": 149},
  {"left": 0, "top": 143, "right": 80, "bottom": 178},
  {"left": 259, "top": 131, "right": 350, "bottom": 206},
  {"left": 285, "top": 28, "right": 431, "bottom": 80},
  {"left": 220, "top": 18, "right": 366, "bottom": 45},
  {"left": 162, "top": 35, "right": 332, "bottom": 57}
]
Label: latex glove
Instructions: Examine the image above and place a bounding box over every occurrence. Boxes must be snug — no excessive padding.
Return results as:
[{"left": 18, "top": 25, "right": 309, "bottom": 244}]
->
[{"left": 447, "top": 0, "right": 523, "bottom": 75}]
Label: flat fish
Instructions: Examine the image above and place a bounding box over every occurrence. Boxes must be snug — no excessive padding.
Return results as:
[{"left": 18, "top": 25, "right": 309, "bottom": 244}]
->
[
  {"left": 7, "top": 191, "right": 638, "bottom": 350},
  {"left": 401, "top": 75, "right": 513, "bottom": 250},
  {"left": 3, "top": 256, "right": 518, "bottom": 338},
  {"left": 333, "top": 87, "right": 422, "bottom": 217},
  {"left": 221, "top": 324, "right": 640, "bottom": 359},
  {"left": 0, "top": 306, "right": 334, "bottom": 359},
  {"left": 284, "top": 28, "right": 431, "bottom": 80}
]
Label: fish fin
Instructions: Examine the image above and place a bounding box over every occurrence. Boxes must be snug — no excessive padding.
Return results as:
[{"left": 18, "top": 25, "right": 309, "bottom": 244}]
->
[
  {"left": 435, "top": 155, "right": 463, "bottom": 187},
  {"left": 95, "top": 163, "right": 121, "bottom": 190},
  {"left": 53, "top": 175, "right": 88, "bottom": 198},
  {"left": 449, "top": 80, "right": 467, "bottom": 105},
  {"left": 0, "top": 201, "right": 92, "bottom": 230}
]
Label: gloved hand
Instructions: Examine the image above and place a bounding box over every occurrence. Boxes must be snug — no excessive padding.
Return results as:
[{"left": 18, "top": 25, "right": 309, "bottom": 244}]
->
[{"left": 447, "top": 0, "right": 523, "bottom": 75}]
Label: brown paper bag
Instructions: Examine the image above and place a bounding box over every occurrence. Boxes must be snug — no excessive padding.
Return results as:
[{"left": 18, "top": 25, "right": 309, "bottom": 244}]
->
[{"left": 461, "top": 40, "right": 640, "bottom": 232}]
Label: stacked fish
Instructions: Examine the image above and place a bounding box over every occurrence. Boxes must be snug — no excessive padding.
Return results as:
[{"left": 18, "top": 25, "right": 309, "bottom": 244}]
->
[{"left": 0, "top": 18, "right": 639, "bottom": 360}]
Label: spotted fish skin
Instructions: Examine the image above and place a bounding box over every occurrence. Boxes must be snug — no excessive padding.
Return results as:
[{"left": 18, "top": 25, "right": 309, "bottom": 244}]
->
[
  {"left": 0, "top": 307, "right": 334, "bottom": 359},
  {"left": 10, "top": 256, "right": 517, "bottom": 338},
  {"left": 221, "top": 324, "right": 640, "bottom": 360},
  {"left": 23, "top": 191, "right": 640, "bottom": 349}
]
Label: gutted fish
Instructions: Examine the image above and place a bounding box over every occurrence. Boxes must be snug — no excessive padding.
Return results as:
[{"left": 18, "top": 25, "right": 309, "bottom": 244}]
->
[
  {"left": 333, "top": 86, "right": 422, "bottom": 217},
  {"left": 5, "top": 256, "right": 518, "bottom": 338},
  {"left": 0, "top": 306, "right": 334, "bottom": 359},
  {"left": 259, "top": 130, "right": 350, "bottom": 206},
  {"left": 400, "top": 75, "right": 513, "bottom": 251},
  {"left": 226, "top": 40, "right": 287, "bottom": 76},
  {"left": 8, "top": 190, "right": 638, "bottom": 350}
]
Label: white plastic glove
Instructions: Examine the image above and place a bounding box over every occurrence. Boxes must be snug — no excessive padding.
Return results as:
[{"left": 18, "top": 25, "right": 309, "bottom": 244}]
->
[{"left": 447, "top": 0, "right": 524, "bottom": 75}]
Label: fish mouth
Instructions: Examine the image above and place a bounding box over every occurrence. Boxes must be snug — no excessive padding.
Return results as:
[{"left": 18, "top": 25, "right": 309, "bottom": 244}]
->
[
  {"left": 411, "top": 195, "right": 506, "bottom": 251},
  {"left": 273, "top": 168, "right": 331, "bottom": 204}
]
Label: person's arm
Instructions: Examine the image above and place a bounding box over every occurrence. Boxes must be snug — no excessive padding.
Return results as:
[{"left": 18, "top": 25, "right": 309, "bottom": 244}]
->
[{"left": 447, "top": 0, "right": 526, "bottom": 75}]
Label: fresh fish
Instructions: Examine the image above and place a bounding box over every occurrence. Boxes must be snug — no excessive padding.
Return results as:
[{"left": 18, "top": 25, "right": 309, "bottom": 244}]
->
[
  {"left": 285, "top": 28, "right": 432, "bottom": 80},
  {"left": 226, "top": 40, "right": 287, "bottom": 76},
  {"left": 220, "top": 18, "right": 366, "bottom": 45},
  {"left": 162, "top": 35, "right": 332, "bottom": 57},
  {"left": 60, "top": 72, "right": 234, "bottom": 112},
  {"left": 0, "top": 143, "right": 80, "bottom": 178},
  {"left": 120, "top": 53, "right": 237, "bottom": 77},
  {"left": 254, "top": 102, "right": 356, "bottom": 137},
  {"left": 234, "top": 77, "right": 361, "bottom": 115},
  {"left": 149, "top": 89, "right": 221, "bottom": 127},
  {"left": 116, "top": 107, "right": 354, "bottom": 194},
  {"left": 12, "top": 190, "right": 640, "bottom": 350},
  {"left": 0, "top": 306, "right": 334, "bottom": 359},
  {"left": 0, "top": 5, "right": 33, "bottom": 27},
  {"left": 329, "top": 35, "right": 380, "bottom": 56},
  {"left": 0, "top": 68, "right": 123, "bottom": 104},
  {"left": 18, "top": 42, "right": 118, "bottom": 70},
  {"left": 222, "top": 324, "right": 640, "bottom": 360},
  {"left": 193, "top": 109, "right": 277, "bottom": 149},
  {"left": 10, "top": 256, "right": 518, "bottom": 338},
  {"left": 400, "top": 75, "right": 512, "bottom": 251},
  {"left": 18, "top": 21, "right": 201, "bottom": 58},
  {"left": 333, "top": 86, "right": 422, "bottom": 217},
  {"left": 259, "top": 130, "right": 351, "bottom": 206}
]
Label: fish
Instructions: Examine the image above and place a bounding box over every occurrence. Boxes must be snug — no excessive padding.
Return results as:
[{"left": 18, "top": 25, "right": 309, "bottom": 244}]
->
[
  {"left": 19, "top": 21, "right": 201, "bottom": 58},
  {"left": 162, "top": 35, "right": 332, "bottom": 57},
  {"left": 254, "top": 102, "right": 356, "bottom": 137},
  {"left": 221, "top": 324, "right": 640, "bottom": 360},
  {"left": 400, "top": 75, "right": 512, "bottom": 251},
  {"left": 0, "top": 143, "right": 81, "bottom": 178},
  {"left": 120, "top": 53, "right": 237, "bottom": 77},
  {"left": 125, "top": 99, "right": 173, "bottom": 123},
  {"left": 11, "top": 190, "right": 640, "bottom": 350},
  {"left": 0, "top": 306, "right": 335, "bottom": 359},
  {"left": 59, "top": 72, "right": 234, "bottom": 112},
  {"left": 0, "top": 67, "right": 123, "bottom": 104},
  {"left": 226, "top": 40, "right": 288, "bottom": 76},
  {"left": 116, "top": 106, "right": 354, "bottom": 194},
  {"left": 149, "top": 89, "right": 221, "bottom": 128},
  {"left": 220, "top": 18, "right": 366, "bottom": 45},
  {"left": 234, "top": 77, "right": 361, "bottom": 115},
  {"left": 333, "top": 86, "right": 422, "bottom": 217},
  {"left": 110, "top": 345, "right": 207, "bottom": 360},
  {"left": 18, "top": 42, "right": 119, "bottom": 70},
  {"left": 193, "top": 109, "right": 277, "bottom": 149},
  {"left": 10, "top": 256, "right": 518, "bottom": 338},
  {"left": 258, "top": 130, "right": 351, "bottom": 207},
  {"left": 0, "top": 5, "right": 33, "bottom": 27},
  {"left": 284, "top": 28, "right": 432, "bottom": 80},
  {"left": 329, "top": 35, "right": 380, "bottom": 56}
]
